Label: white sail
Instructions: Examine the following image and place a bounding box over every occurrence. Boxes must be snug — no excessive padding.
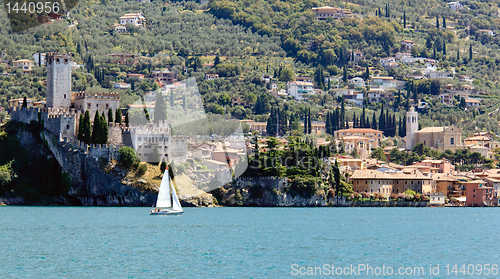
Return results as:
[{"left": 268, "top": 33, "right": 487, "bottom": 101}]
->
[
  {"left": 171, "top": 179, "right": 183, "bottom": 212},
  {"left": 156, "top": 169, "right": 172, "bottom": 208}
]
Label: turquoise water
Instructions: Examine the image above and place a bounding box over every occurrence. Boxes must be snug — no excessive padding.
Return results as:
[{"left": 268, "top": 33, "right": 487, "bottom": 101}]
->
[{"left": 1, "top": 207, "right": 499, "bottom": 278}]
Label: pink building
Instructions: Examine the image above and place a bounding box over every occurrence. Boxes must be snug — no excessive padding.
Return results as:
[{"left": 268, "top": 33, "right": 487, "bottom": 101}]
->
[
  {"left": 465, "top": 180, "right": 495, "bottom": 207},
  {"left": 413, "top": 159, "right": 454, "bottom": 174}
]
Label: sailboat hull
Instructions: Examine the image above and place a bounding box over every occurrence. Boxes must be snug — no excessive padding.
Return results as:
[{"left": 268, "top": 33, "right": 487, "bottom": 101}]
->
[{"left": 150, "top": 209, "right": 184, "bottom": 216}]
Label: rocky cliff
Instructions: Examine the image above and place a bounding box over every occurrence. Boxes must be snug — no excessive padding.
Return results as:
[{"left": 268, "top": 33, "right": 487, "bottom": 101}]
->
[
  {"left": 2, "top": 122, "right": 215, "bottom": 206},
  {"left": 211, "top": 182, "right": 430, "bottom": 207}
]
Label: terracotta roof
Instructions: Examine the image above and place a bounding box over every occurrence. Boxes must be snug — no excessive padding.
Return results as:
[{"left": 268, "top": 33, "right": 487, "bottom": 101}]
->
[
  {"left": 465, "top": 136, "right": 490, "bottom": 141},
  {"left": 351, "top": 169, "right": 431, "bottom": 180}
]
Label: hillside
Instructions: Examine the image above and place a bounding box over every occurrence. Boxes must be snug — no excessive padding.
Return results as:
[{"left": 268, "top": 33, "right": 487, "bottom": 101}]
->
[{"left": 1, "top": 0, "right": 500, "bottom": 135}]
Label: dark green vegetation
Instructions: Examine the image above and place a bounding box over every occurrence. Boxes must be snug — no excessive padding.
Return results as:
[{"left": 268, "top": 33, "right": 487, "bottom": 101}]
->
[
  {"left": 0, "top": 122, "right": 71, "bottom": 204},
  {"left": 118, "top": 146, "right": 140, "bottom": 168},
  {"left": 371, "top": 142, "right": 494, "bottom": 170},
  {"left": 241, "top": 135, "right": 353, "bottom": 198}
]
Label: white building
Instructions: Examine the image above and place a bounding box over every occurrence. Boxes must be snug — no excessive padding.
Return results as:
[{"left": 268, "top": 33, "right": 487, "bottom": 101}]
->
[
  {"left": 401, "top": 40, "right": 415, "bottom": 51},
  {"left": 287, "top": 81, "right": 314, "bottom": 101},
  {"left": 425, "top": 71, "right": 453, "bottom": 79},
  {"left": 113, "top": 82, "right": 131, "bottom": 89},
  {"left": 111, "top": 24, "right": 127, "bottom": 33},
  {"left": 371, "top": 76, "right": 398, "bottom": 88},
  {"left": 348, "top": 77, "right": 366, "bottom": 88},
  {"left": 380, "top": 57, "right": 396, "bottom": 68},
  {"left": 406, "top": 107, "right": 418, "bottom": 150},
  {"left": 205, "top": 73, "right": 219, "bottom": 80},
  {"left": 119, "top": 13, "right": 146, "bottom": 26},
  {"left": 447, "top": 2, "right": 464, "bottom": 11},
  {"left": 33, "top": 53, "right": 46, "bottom": 66},
  {"left": 429, "top": 192, "right": 446, "bottom": 205}
]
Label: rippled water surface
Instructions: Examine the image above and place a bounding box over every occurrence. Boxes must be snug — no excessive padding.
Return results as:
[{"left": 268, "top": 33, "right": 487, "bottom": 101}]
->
[{"left": 1, "top": 207, "right": 498, "bottom": 278}]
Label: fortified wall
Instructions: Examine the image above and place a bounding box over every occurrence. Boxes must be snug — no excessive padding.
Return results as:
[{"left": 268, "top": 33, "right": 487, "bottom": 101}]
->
[{"left": 11, "top": 107, "right": 77, "bottom": 138}]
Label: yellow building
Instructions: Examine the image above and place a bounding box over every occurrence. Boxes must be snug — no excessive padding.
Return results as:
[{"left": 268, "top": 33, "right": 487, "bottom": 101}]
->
[
  {"left": 334, "top": 128, "right": 383, "bottom": 149},
  {"left": 350, "top": 169, "right": 433, "bottom": 195},
  {"left": 13, "top": 59, "right": 34, "bottom": 73},
  {"left": 414, "top": 125, "right": 463, "bottom": 152},
  {"left": 464, "top": 135, "right": 490, "bottom": 147}
]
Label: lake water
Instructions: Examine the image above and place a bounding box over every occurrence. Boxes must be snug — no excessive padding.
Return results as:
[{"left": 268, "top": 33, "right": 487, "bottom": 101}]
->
[{"left": 1, "top": 207, "right": 499, "bottom": 278}]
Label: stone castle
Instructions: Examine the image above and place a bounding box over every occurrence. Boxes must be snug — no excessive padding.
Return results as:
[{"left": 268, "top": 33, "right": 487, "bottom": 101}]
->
[{"left": 10, "top": 52, "right": 187, "bottom": 163}]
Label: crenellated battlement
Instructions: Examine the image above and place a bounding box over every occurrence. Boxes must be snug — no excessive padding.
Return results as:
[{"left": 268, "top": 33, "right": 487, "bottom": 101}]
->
[
  {"left": 121, "top": 125, "right": 171, "bottom": 134},
  {"left": 60, "top": 136, "right": 120, "bottom": 159},
  {"left": 46, "top": 52, "right": 72, "bottom": 65},
  {"left": 72, "top": 91, "right": 120, "bottom": 100}
]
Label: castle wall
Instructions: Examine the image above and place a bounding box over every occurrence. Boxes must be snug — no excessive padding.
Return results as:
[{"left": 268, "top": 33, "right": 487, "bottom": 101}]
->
[
  {"left": 10, "top": 107, "right": 40, "bottom": 123},
  {"left": 73, "top": 91, "right": 120, "bottom": 121}
]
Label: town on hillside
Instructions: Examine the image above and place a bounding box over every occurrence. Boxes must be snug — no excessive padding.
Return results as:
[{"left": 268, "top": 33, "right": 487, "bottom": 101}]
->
[{"left": 2, "top": 0, "right": 500, "bottom": 206}]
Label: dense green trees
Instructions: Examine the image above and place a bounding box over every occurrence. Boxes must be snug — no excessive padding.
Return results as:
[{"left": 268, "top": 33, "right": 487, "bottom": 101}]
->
[
  {"left": 118, "top": 146, "right": 140, "bottom": 168},
  {"left": 91, "top": 111, "right": 108, "bottom": 144}
]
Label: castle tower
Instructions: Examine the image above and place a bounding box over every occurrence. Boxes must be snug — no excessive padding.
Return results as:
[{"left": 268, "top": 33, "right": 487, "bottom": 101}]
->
[
  {"left": 406, "top": 107, "right": 418, "bottom": 150},
  {"left": 46, "top": 53, "right": 72, "bottom": 109}
]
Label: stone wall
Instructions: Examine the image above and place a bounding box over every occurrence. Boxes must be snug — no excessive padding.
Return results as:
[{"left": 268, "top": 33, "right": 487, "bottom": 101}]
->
[
  {"left": 42, "top": 131, "right": 156, "bottom": 206},
  {"left": 234, "top": 176, "right": 288, "bottom": 191},
  {"left": 10, "top": 107, "right": 39, "bottom": 123}
]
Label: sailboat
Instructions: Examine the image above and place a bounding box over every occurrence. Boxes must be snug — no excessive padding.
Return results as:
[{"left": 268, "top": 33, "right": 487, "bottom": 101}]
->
[{"left": 151, "top": 167, "right": 183, "bottom": 215}]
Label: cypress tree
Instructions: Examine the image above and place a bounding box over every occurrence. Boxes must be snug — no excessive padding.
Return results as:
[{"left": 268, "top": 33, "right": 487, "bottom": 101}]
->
[
  {"left": 443, "top": 16, "right": 446, "bottom": 28},
  {"left": 392, "top": 114, "right": 396, "bottom": 137},
  {"left": 303, "top": 111, "right": 308, "bottom": 134},
  {"left": 361, "top": 106, "right": 366, "bottom": 128},
  {"left": 78, "top": 114, "right": 84, "bottom": 141},
  {"left": 38, "top": 52, "right": 41, "bottom": 67},
  {"left": 107, "top": 108, "right": 113, "bottom": 123},
  {"left": 443, "top": 40, "right": 446, "bottom": 55},
  {"left": 22, "top": 96, "right": 27, "bottom": 108},
  {"left": 83, "top": 110, "right": 91, "bottom": 144},
  {"left": 385, "top": 3, "right": 388, "bottom": 17},
  {"left": 379, "top": 103, "right": 385, "bottom": 132},
  {"left": 457, "top": 49, "right": 460, "bottom": 63},
  {"left": 469, "top": 44, "right": 473, "bottom": 61},
  {"left": 340, "top": 98, "right": 346, "bottom": 129},
  {"left": 405, "top": 91, "right": 410, "bottom": 111},
  {"left": 436, "top": 16, "right": 439, "bottom": 28},
  {"left": 378, "top": 7, "right": 382, "bottom": 17},
  {"left": 91, "top": 111, "right": 100, "bottom": 144},
  {"left": 101, "top": 112, "right": 108, "bottom": 144},
  {"left": 403, "top": 10, "right": 406, "bottom": 28},
  {"left": 365, "top": 66, "right": 370, "bottom": 80},
  {"left": 115, "top": 108, "right": 122, "bottom": 124},
  {"left": 343, "top": 66, "right": 348, "bottom": 84},
  {"left": 402, "top": 117, "right": 406, "bottom": 137},
  {"left": 125, "top": 112, "right": 129, "bottom": 127},
  {"left": 353, "top": 112, "right": 357, "bottom": 128},
  {"left": 325, "top": 112, "right": 331, "bottom": 135},
  {"left": 372, "top": 112, "right": 377, "bottom": 130},
  {"left": 307, "top": 109, "right": 312, "bottom": 134},
  {"left": 398, "top": 116, "right": 402, "bottom": 137}
]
